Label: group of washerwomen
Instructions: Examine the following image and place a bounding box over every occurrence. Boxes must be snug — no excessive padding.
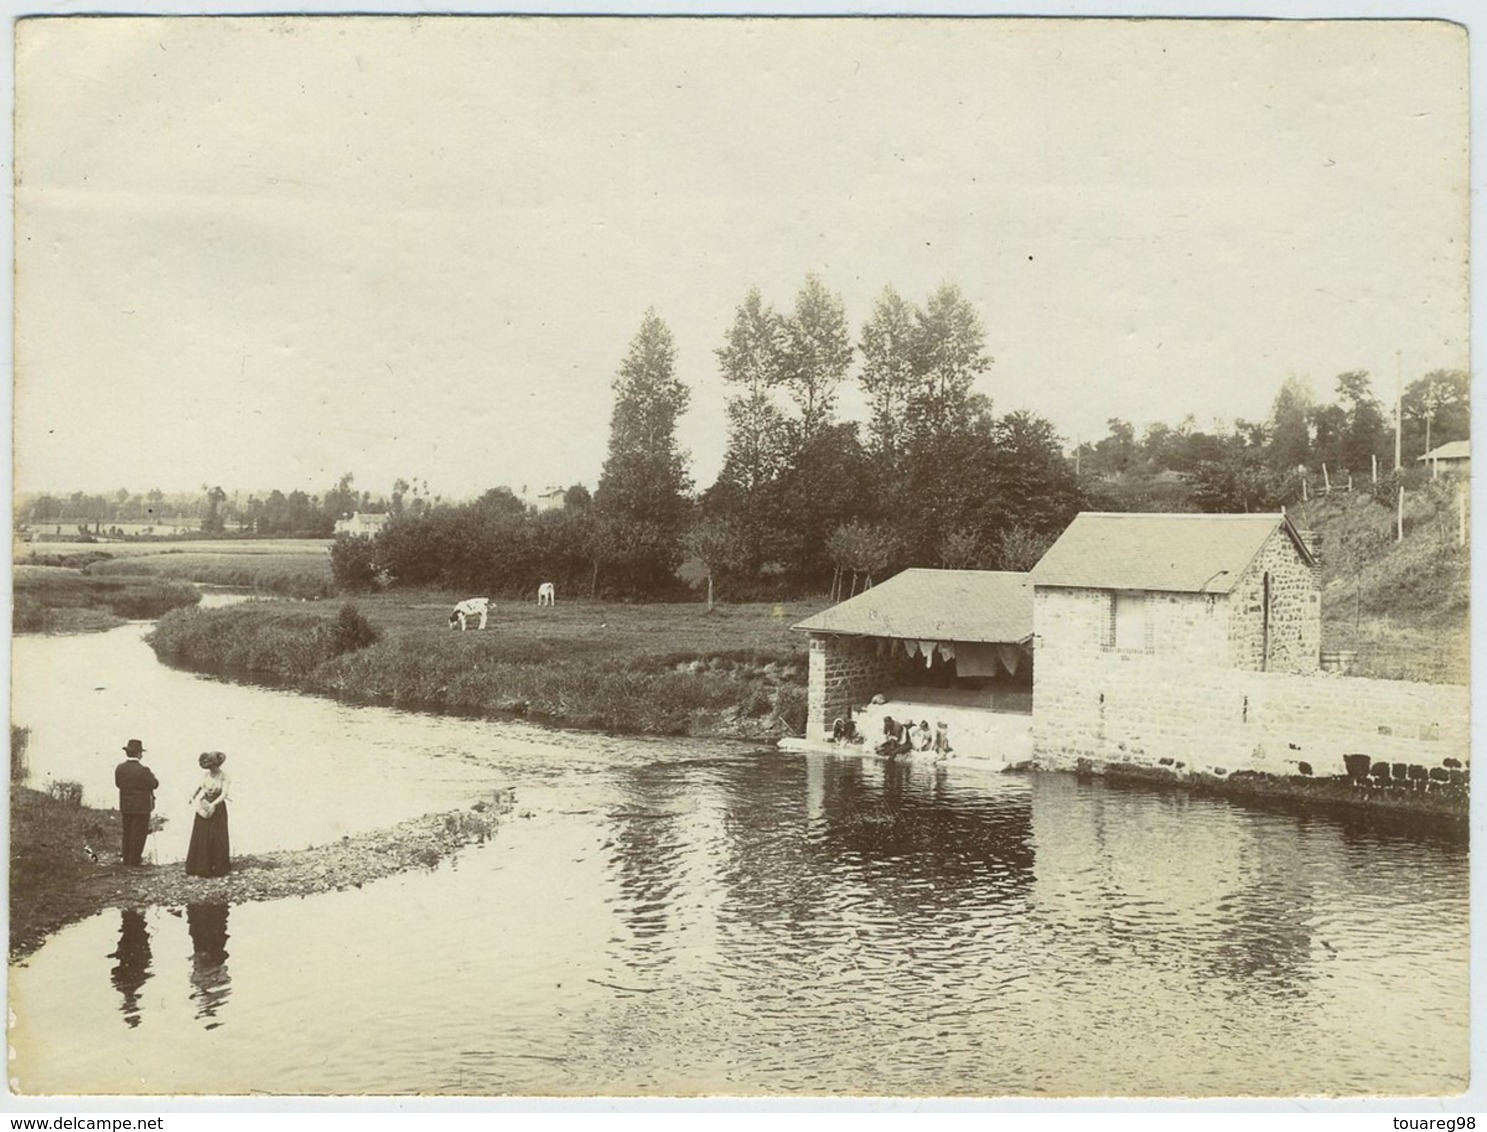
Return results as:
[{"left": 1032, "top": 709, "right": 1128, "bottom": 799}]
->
[
  {"left": 831, "top": 707, "right": 953, "bottom": 760},
  {"left": 115, "top": 738, "right": 232, "bottom": 877}
]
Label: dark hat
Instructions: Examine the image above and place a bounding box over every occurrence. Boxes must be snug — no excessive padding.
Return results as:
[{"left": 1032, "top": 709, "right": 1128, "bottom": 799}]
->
[
  {"left": 123, "top": 739, "right": 145, "bottom": 756},
  {"left": 198, "top": 751, "right": 226, "bottom": 770}
]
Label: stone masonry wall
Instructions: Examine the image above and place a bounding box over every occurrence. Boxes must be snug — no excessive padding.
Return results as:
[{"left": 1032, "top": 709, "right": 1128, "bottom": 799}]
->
[
  {"left": 1227, "top": 527, "right": 1321, "bottom": 674},
  {"left": 1034, "top": 587, "right": 1231, "bottom": 667},
  {"left": 1034, "top": 650, "right": 1468, "bottom": 783},
  {"left": 806, "top": 635, "right": 905, "bottom": 743}
]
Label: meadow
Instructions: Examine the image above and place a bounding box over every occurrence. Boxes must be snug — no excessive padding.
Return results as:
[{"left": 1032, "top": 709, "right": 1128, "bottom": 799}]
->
[
  {"left": 85, "top": 551, "right": 335, "bottom": 599},
  {"left": 148, "top": 594, "right": 817, "bottom": 739},
  {"left": 13, "top": 564, "right": 202, "bottom": 633}
]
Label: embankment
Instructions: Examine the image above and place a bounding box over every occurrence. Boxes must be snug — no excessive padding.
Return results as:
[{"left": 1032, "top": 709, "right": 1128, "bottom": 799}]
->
[{"left": 145, "top": 599, "right": 810, "bottom": 740}]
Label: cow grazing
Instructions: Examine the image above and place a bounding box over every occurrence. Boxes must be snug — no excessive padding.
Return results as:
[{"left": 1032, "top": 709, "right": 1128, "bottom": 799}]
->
[
  {"left": 537, "top": 582, "right": 556, "bottom": 606},
  {"left": 449, "top": 597, "right": 491, "bottom": 630}
]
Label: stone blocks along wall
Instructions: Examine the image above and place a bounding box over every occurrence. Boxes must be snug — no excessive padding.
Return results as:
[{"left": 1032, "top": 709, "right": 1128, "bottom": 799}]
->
[
  {"left": 1034, "top": 650, "right": 1467, "bottom": 785},
  {"left": 1228, "top": 527, "right": 1321, "bottom": 674},
  {"left": 1034, "top": 587, "right": 1231, "bottom": 667},
  {"left": 806, "top": 635, "right": 905, "bottom": 743}
]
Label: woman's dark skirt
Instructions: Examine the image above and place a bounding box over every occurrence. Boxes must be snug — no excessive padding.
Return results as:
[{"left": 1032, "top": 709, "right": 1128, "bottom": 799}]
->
[{"left": 185, "top": 804, "right": 231, "bottom": 877}]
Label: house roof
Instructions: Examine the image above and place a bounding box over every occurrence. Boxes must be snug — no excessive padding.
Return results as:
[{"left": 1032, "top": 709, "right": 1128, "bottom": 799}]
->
[
  {"left": 792, "top": 568, "right": 1033, "bottom": 644},
  {"left": 1419, "top": 440, "right": 1470, "bottom": 462},
  {"left": 1029, "top": 512, "right": 1312, "bottom": 595}
]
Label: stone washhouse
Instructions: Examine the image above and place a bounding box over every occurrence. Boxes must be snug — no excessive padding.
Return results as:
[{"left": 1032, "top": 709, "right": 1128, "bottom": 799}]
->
[
  {"left": 791, "top": 568, "right": 1037, "bottom": 766},
  {"left": 790, "top": 511, "right": 1467, "bottom": 817}
]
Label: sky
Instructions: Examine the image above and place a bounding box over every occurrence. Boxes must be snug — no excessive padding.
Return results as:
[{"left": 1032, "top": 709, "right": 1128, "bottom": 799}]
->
[{"left": 13, "top": 15, "right": 1471, "bottom": 503}]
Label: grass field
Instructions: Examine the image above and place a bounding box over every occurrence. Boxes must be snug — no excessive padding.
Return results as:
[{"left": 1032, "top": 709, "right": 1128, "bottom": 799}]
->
[
  {"left": 86, "top": 551, "right": 335, "bottom": 599},
  {"left": 17, "top": 538, "right": 332, "bottom": 560},
  {"left": 148, "top": 593, "right": 821, "bottom": 738},
  {"left": 13, "top": 565, "right": 202, "bottom": 633}
]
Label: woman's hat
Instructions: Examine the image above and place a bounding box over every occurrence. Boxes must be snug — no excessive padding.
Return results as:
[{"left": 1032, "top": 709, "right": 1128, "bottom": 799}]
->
[
  {"left": 123, "top": 739, "right": 145, "bottom": 755},
  {"left": 197, "top": 750, "right": 227, "bottom": 769}
]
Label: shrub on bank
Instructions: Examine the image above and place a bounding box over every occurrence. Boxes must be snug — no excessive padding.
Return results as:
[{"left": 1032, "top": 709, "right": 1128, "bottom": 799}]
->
[{"left": 148, "top": 602, "right": 383, "bottom": 680}]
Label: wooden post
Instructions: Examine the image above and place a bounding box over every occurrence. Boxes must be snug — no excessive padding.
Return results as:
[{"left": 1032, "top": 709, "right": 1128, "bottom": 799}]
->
[
  {"left": 1347, "top": 473, "right": 1353, "bottom": 492},
  {"left": 1302, "top": 477, "right": 1309, "bottom": 502},
  {"left": 1322, "top": 464, "right": 1331, "bottom": 494},
  {"left": 1397, "top": 485, "right": 1404, "bottom": 542},
  {"left": 1372, "top": 453, "right": 1378, "bottom": 484}
]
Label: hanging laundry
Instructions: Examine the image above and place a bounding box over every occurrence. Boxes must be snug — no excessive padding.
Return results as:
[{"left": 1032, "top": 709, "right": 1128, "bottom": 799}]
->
[
  {"left": 956, "top": 643, "right": 1001, "bottom": 677},
  {"left": 919, "top": 640, "right": 937, "bottom": 668},
  {"left": 937, "top": 642, "right": 956, "bottom": 663},
  {"left": 997, "top": 644, "right": 1024, "bottom": 675}
]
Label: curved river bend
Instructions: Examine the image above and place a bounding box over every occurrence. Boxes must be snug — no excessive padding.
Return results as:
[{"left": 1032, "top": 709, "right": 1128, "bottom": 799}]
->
[{"left": 9, "top": 613, "right": 1469, "bottom": 1097}]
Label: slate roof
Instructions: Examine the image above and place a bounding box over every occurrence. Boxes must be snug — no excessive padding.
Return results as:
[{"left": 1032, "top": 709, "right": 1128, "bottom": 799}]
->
[
  {"left": 1029, "top": 512, "right": 1313, "bottom": 595},
  {"left": 792, "top": 568, "right": 1033, "bottom": 643},
  {"left": 1419, "top": 440, "right": 1470, "bottom": 462}
]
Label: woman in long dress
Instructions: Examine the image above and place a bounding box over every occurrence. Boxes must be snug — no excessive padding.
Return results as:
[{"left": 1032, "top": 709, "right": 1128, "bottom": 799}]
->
[{"left": 185, "top": 751, "right": 231, "bottom": 877}]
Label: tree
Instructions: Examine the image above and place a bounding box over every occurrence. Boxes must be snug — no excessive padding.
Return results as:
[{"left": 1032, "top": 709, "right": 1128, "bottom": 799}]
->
[
  {"left": 1403, "top": 369, "right": 1470, "bottom": 458},
  {"left": 201, "top": 485, "right": 227, "bottom": 534},
  {"left": 780, "top": 274, "right": 853, "bottom": 451},
  {"left": 858, "top": 285, "right": 919, "bottom": 463},
  {"left": 684, "top": 515, "right": 748, "bottom": 611},
  {"left": 908, "top": 283, "right": 992, "bottom": 441},
  {"left": 714, "top": 289, "right": 790, "bottom": 572},
  {"left": 1268, "top": 376, "right": 1315, "bottom": 473},
  {"left": 594, "top": 310, "right": 694, "bottom": 595},
  {"left": 1334, "top": 370, "right": 1387, "bottom": 474}
]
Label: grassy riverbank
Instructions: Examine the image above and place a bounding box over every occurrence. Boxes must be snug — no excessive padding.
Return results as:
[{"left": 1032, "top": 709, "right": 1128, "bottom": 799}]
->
[
  {"left": 148, "top": 595, "right": 813, "bottom": 738},
  {"left": 13, "top": 565, "right": 202, "bottom": 634},
  {"left": 86, "top": 550, "right": 335, "bottom": 599}
]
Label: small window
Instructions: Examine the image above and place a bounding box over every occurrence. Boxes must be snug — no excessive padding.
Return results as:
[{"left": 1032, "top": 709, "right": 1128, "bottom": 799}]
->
[{"left": 1113, "top": 590, "right": 1148, "bottom": 652}]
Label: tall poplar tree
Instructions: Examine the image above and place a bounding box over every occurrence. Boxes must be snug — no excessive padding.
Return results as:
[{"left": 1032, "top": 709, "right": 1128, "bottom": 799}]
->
[{"left": 594, "top": 310, "right": 693, "bottom": 594}]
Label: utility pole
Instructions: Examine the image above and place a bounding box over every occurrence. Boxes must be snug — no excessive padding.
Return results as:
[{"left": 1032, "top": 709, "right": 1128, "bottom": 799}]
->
[{"left": 1394, "top": 349, "right": 1403, "bottom": 472}]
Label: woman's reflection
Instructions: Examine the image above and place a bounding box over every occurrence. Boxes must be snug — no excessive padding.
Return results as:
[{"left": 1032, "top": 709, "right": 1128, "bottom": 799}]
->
[
  {"left": 107, "top": 908, "right": 152, "bottom": 1028},
  {"left": 186, "top": 903, "right": 232, "bottom": 1029}
]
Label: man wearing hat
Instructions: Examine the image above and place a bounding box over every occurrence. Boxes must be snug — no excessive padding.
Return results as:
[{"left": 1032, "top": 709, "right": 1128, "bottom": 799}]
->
[{"left": 115, "top": 739, "right": 158, "bottom": 866}]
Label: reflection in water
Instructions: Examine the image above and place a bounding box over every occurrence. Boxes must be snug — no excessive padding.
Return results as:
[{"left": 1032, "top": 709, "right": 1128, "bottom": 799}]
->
[
  {"left": 186, "top": 904, "right": 232, "bottom": 1030},
  {"left": 107, "top": 910, "right": 152, "bottom": 1029},
  {"left": 11, "top": 745, "right": 1470, "bottom": 1097}
]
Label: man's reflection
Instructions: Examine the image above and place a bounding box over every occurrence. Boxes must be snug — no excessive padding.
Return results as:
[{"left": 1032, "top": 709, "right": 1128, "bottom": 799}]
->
[
  {"left": 108, "top": 908, "right": 152, "bottom": 1028},
  {"left": 186, "top": 903, "right": 232, "bottom": 1029}
]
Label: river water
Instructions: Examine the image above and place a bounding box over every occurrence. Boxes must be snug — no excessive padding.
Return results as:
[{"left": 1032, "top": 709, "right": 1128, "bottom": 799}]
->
[{"left": 7, "top": 611, "right": 1471, "bottom": 1097}]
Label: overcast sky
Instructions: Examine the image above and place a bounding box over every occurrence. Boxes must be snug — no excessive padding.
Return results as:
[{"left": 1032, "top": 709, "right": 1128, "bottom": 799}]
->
[{"left": 14, "top": 15, "right": 1469, "bottom": 502}]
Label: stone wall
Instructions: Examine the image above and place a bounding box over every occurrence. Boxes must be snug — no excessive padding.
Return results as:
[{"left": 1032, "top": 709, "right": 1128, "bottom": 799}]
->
[
  {"left": 1034, "top": 587, "right": 1232, "bottom": 667},
  {"left": 806, "top": 635, "right": 906, "bottom": 743},
  {"left": 1034, "top": 650, "right": 1468, "bottom": 786},
  {"left": 1227, "top": 526, "right": 1321, "bottom": 673}
]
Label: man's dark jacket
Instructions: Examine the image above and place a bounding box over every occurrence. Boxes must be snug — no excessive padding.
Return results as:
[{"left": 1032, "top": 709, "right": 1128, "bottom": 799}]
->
[{"left": 115, "top": 759, "right": 158, "bottom": 814}]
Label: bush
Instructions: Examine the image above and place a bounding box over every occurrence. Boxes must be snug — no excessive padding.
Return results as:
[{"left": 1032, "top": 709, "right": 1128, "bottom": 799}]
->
[
  {"left": 46, "top": 780, "right": 83, "bottom": 807},
  {"left": 11, "top": 725, "right": 29, "bottom": 782},
  {"left": 330, "top": 602, "right": 381, "bottom": 653}
]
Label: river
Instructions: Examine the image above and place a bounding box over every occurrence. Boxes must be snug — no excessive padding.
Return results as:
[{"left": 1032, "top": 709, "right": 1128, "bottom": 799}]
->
[{"left": 7, "top": 608, "right": 1470, "bottom": 1097}]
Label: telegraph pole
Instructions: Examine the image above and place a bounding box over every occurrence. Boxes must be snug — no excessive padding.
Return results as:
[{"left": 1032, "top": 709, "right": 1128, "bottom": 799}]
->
[{"left": 1394, "top": 349, "right": 1403, "bottom": 472}]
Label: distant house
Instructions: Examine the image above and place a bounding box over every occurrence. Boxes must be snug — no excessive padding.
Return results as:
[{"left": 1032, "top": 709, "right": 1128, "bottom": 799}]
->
[
  {"left": 334, "top": 512, "right": 390, "bottom": 537},
  {"left": 1418, "top": 440, "right": 1470, "bottom": 478},
  {"left": 527, "top": 487, "right": 567, "bottom": 512},
  {"left": 1030, "top": 511, "right": 1320, "bottom": 675},
  {"left": 792, "top": 568, "right": 1035, "bottom": 758}
]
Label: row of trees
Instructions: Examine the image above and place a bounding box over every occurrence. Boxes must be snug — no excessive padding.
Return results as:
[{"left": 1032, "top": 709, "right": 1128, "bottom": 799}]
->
[
  {"left": 334, "top": 279, "right": 1085, "bottom": 599},
  {"left": 1073, "top": 368, "right": 1469, "bottom": 514}
]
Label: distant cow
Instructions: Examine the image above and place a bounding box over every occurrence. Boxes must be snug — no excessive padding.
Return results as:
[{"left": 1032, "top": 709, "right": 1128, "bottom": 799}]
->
[
  {"left": 537, "top": 582, "right": 556, "bottom": 606},
  {"left": 448, "top": 597, "right": 491, "bottom": 631}
]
